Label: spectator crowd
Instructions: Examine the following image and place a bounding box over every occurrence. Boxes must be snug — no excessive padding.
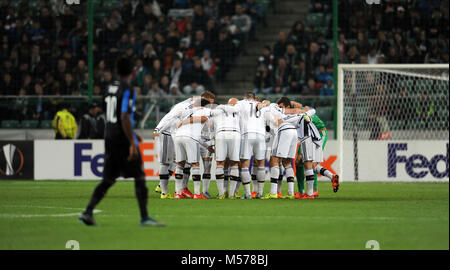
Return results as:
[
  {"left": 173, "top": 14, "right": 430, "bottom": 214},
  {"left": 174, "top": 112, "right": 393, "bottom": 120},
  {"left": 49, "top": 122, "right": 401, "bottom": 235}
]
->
[
  {"left": 0, "top": 0, "right": 448, "bottom": 127},
  {"left": 252, "top": 0, "right": 449, "bottom": 96},
  {"left": 0, "top": 0, "right": 265, "bottom": 123}
]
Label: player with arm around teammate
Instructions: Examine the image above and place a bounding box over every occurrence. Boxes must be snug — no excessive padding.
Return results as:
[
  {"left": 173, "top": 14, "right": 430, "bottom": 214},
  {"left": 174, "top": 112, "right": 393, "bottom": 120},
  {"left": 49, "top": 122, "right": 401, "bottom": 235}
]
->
[
  {"left": 209, "top": 98, "right": 243, "bottom": 199},
  {"left": 171, "top": 98, "right": 214, "bottom": 199},
  {"left": 234, "top": 92, "right": 268, "bottom": 199},
  {"left": 152, "top": 91, "right": 216, "bottom": 199},
  {"left": 294, "top": 105, "right": 339, "bottom": 198}
]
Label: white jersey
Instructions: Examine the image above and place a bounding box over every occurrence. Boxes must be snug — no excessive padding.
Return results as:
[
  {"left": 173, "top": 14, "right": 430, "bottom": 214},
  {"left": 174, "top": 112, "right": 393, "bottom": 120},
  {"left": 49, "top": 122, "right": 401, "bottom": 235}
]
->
[
  {"left": 262, "top": 103, "right": 294, "bottom": 134},
  {"left": 282, "top": 109, "right": 319, "bottom": 140},
  {"left": 210, "top": 105, "right": 240, "bottom": 135},
  {"left": 174, "top": 108, "right": 211, "bottom": 142},
  {"left": 235, "top": 100, "right": 266, "bottom": 135},
  {"left": 155, "top": 98, "right": 195, "bottom": 135}
]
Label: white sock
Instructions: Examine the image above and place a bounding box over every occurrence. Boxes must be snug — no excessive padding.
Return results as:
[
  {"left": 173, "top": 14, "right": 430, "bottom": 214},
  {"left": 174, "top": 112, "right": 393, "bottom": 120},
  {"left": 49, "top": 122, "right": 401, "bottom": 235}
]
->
[
  {"left": 277, "top": 179, "right": 282, "bottom": 193},
  {"left": 306, "top": 168, "right": 314, "bottom": 196},
  {"left": 160, "top": 179, "right": 169, "bottom": 194},
  {"left": 202, "top": 177, "right": 210, "bottom": 194},
  {"left": 175, "top": 166, "right": 184, "bottom": 194},
  {"left": 252, "top": 180, "right": 258, "bottom": 192},
  {"left": 270, "top": 182, "right": 278, "bottom": 195},
  {"left": 224, "top": 167, "right": 230, "bottom": 191},
  {"left": 235, "top": 181, "right": 241, "bottom": 193},
  {"left": 215, "top": 165, "right": 225, "bottom": 196},
  {"left": 216, "top": 179, "right": 224, "bottom": 196},
  {"left": 240, "top": 168, "right": 251, "bottom": 196},
  {"left": 159, "top": 164, "right": 169, "bottom": 192},
  {"left": 182, "top": 174, "right": 189, "bottom": 189},
  {"left": 288, "top": 181, "right": 294, "bottom": 195},
  {"left": 228, "top": 179, "right": 238, "bottom": 196},
  {"left": 202, "top": 160, "right": 211, "bottom": 193},
  {"left": 191, "top": 166, "right": 201, "bottom": 195},
  {"left": 258, "top": 181, "right": 265, "bottom": 196},
  {"left": 175, "top": 178, "right": 183, "bottom": 194},
  {"left": 228, "top": 166, "right": 240, "bottom": 196},
  {"left": 270, "top": 166, "right": 280, "bottom": 195},
  {"left": 183, "top": 165, "right": 191, "bottom": 189},
  {"left": 194, "top": 181, "right": 201, "bottom": 195},
  {"left": 315, "top": 165, "right": 334, "bottom": 180},
  {"left": 257, "top": 167, "right": 266, "bottom": 195},
  {"left": 285, "top": 165, "right": 295, "bottom": 195}
]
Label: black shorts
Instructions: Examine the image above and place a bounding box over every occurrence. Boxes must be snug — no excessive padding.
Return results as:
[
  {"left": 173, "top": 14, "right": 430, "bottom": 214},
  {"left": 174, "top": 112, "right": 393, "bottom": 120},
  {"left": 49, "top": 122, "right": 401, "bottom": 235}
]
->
[{"left": 103, "top": 141, "right": 145, "bottom": 180}]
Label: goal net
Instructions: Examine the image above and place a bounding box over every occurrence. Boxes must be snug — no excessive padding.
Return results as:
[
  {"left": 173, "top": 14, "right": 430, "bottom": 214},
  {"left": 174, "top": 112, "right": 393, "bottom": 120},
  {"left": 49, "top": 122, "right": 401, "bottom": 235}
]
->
[{"left": 337, "top": 64, "right": 449, "bottom": 182}]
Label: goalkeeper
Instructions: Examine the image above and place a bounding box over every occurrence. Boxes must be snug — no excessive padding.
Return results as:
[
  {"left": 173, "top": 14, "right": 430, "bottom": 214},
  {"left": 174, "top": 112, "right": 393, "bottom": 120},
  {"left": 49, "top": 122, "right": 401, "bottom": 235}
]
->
[{"left": 294, "top": 104, "right": 339, "bottom": 197}]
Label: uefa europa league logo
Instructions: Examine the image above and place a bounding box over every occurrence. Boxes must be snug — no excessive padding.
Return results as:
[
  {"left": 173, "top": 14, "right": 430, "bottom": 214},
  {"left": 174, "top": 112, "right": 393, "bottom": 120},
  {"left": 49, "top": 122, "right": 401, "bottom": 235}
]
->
[
  {"left": 1, "top": 144, "right": 24, "bottom": 176},
  {"left": 3, "top": 144, "right": 16, "bottom": 175}
]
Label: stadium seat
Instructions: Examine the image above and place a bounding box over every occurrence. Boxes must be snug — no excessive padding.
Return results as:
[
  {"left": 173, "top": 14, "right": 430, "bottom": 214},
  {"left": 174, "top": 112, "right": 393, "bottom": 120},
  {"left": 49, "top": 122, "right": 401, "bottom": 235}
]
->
[
  {"left": 325, "top": 13, "right": 332, "bottom": 26},
  {"left": 40, "top": 120, "right": 53, "bottom": 129},
  {"left": 21, "top": 120, "right": 39, "bottom": 129},
  {"left": 306, "top": 13, "right": 325, "bottom": 27},
  {"left": 1, "top": 120, "right": 20, "bottom": 129}
]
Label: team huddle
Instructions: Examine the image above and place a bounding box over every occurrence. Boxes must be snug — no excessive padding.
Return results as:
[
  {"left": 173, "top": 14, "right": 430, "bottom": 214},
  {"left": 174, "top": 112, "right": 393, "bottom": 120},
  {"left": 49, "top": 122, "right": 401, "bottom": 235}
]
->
[
  {"left": 152, "top": 91, "right": 339, "bottom": 200},
  {"left": 78, "top": 59, "right": 339, "bottom": 227}
]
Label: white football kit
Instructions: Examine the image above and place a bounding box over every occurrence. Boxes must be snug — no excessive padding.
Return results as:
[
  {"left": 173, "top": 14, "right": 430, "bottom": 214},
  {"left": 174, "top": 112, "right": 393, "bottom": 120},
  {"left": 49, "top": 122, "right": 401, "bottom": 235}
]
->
[
  {"left": 154, "top": 98, "right": 195, "bottom": 165},
  {"left": 264, "top": 104, "right": 298, "bottom": 159},
  {"left": 210, "top": 105, "right": 241, "bottom": 162},
  {"left": 282, "top": 109, "right": 321, "bottom": 163},
  {"left": 173, "top": 108, "right": 211, "bottom": 164},
  {"left": 235, "top": 100, "right": 267, "bottom": 161}
]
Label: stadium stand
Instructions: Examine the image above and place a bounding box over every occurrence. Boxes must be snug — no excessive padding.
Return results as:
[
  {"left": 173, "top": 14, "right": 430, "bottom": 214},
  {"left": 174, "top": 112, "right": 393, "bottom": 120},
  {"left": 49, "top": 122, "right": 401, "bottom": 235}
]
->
[{"left": 0, "top": 0, "right": 448, "bottom": 132}]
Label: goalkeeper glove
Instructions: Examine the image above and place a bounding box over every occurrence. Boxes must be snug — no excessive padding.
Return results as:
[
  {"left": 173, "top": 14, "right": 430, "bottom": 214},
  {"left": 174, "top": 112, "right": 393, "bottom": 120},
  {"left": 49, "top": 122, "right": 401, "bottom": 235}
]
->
[{"left": 303, "top": 114, "right": 312, "bottom": 123}]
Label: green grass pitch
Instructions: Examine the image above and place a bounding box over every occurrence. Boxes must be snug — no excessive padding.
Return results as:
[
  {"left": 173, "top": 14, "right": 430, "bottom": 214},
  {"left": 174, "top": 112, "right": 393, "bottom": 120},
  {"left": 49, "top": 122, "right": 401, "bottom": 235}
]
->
[{"left": 0, "top": 180, "right": 448, "bottom": 250}]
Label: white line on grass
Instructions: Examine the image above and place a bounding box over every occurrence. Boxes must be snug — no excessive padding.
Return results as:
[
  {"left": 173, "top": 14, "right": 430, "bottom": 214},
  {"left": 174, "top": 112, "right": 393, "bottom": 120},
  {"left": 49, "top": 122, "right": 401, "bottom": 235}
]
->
[{"left": 0, "top": 205, "right": 101, "bottom": 218}]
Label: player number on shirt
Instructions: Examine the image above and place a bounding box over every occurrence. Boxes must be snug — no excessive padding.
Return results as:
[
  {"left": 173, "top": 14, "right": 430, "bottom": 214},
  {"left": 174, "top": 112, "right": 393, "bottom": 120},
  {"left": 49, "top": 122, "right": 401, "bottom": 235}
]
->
[
  {"left": 105, "top": 96, "right": 117, "bottom": 123},
  {"left": 249, "top": 103, "right": 260, "bottom": 118}
]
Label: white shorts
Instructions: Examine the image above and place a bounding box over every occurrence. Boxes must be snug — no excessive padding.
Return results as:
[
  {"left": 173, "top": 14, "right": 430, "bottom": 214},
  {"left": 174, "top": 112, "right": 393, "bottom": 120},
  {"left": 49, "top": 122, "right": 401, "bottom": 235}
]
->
[
  {"left": 174, "top": 136, "right": 200, "bottom": 164},
  {"left": 240, "top": 133, "right": 266, "bottom": 160},
  {"left": 157, "top": 133, "right": 175, "bottom": 164},
  {"left": 300, "top": 136, "right": 323, "bottom": 163},
  {"left": 271, "top": 128, "right": 298, "bottom": 159},
  {"left": 215, "top": 131, "right": 241, "bottom": 162}
]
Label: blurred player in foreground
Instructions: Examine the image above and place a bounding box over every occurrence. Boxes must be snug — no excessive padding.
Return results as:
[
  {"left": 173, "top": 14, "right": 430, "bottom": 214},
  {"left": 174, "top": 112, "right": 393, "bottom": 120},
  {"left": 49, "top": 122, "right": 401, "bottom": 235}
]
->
[{"left": 79, "top": 57, "right": 165, "bottom": 227}]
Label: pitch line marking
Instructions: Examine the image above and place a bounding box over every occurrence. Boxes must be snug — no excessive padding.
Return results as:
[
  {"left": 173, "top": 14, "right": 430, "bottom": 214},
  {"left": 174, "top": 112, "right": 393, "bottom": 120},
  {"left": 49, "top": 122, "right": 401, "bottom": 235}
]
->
[{"left": 0, "top": 205, "right": 101, "bottom": 218}]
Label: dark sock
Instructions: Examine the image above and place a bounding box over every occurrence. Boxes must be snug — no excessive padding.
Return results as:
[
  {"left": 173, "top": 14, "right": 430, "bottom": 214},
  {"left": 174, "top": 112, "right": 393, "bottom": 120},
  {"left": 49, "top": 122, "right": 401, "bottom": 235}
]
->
[
  {"left": 134, "top": 178, "right": 149, "bottom": 220},
  {"left": 85, "top": 180, "right": 114, "bottom": 215}
]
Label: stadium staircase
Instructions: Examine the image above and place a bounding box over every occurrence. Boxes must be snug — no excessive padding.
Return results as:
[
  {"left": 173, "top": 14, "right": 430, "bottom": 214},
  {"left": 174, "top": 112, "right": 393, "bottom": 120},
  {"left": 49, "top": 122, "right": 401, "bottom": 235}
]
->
[{"left": 215, "top": 0, "right": 310, "bottom": 95}]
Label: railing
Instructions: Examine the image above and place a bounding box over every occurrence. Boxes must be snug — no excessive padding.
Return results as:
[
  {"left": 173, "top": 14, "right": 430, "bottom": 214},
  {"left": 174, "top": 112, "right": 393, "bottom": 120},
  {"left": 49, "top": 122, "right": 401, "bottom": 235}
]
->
[{"left": 0, "top": 95, "right": 337, "bottom": 130}]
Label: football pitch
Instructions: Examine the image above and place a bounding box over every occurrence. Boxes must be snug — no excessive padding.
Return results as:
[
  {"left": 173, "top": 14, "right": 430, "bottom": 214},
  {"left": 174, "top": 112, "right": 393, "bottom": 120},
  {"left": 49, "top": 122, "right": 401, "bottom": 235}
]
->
[{"left": 0, "top": 180, "right": 448, "bottom": 250}]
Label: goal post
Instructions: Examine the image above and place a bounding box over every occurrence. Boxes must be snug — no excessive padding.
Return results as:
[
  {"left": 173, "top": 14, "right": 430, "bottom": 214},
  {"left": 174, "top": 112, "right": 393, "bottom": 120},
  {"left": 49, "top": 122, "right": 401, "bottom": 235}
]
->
[{"left": 337, "top": 64, "right": 449, "bottom": 182}]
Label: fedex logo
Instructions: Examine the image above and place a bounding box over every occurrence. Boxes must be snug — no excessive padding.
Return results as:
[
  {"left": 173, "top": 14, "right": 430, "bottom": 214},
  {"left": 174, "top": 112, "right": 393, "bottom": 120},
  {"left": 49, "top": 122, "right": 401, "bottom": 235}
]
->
[
  {"left": 74, "top": 142, "right": 157, "bottom": 178},
  {"left": 74, "top": 143, "right": 104, "bottom": 177},
  {"left": 388, "top": 143, "right": 449, "bottom": 179}
]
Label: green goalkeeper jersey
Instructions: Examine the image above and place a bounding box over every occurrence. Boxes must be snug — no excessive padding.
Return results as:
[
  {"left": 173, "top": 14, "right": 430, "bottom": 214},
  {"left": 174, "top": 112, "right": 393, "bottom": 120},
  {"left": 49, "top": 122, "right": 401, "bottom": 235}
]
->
[{"left": 312, "top": 114, "right": 326, "bottom": 131}]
